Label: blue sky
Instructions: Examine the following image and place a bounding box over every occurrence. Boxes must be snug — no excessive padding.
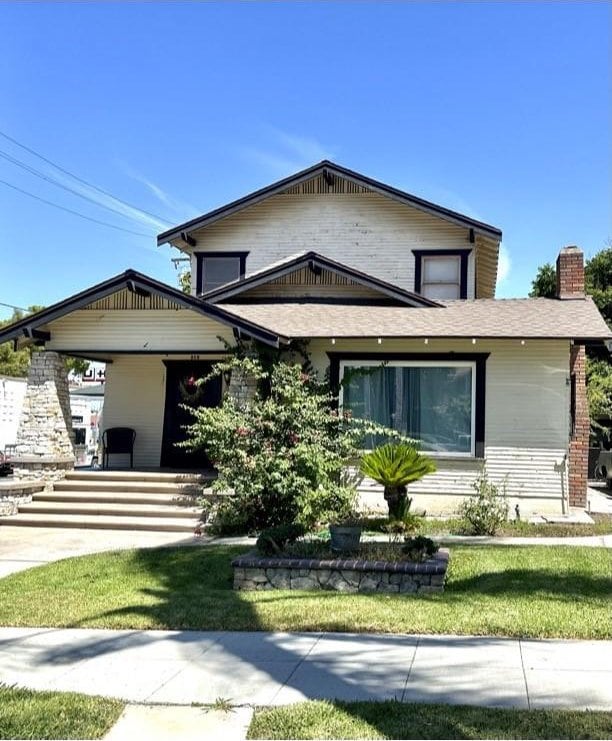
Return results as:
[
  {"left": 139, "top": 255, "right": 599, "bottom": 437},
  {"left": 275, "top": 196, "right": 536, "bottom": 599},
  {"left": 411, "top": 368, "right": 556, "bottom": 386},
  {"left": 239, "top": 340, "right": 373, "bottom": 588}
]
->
[{"left": 0, "top": 1, "right": 609, "bottom": 319}]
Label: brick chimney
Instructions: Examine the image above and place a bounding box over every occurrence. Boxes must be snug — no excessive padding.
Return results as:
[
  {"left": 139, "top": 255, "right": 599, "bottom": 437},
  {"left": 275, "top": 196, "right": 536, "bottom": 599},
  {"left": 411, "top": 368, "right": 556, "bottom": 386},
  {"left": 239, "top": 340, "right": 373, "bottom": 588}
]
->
[
  {"left": 556, "top": 245, "right": 585, "bottom": 299},
  {"left": 555, "top": 246, "right": 589, "bottom": 508}
]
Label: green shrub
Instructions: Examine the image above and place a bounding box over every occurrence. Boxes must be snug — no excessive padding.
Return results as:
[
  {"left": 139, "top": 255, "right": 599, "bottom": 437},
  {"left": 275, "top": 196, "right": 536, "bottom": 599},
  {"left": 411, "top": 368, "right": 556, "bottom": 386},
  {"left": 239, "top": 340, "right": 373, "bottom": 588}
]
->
[
  {"left": 183, "top": 358, "right": 396, "bottom": 533},
  {"left": 360, "top": 443, "right": 435, "bottom": 518},
  {"left": 256, "top": 523, "right": 307, "bottom": 556},
  {"left": 460, "top": 471, "right": 509, "bottom": 535},
  {"left": 401, "top": 535, "right": 439, "bottom": 562}
]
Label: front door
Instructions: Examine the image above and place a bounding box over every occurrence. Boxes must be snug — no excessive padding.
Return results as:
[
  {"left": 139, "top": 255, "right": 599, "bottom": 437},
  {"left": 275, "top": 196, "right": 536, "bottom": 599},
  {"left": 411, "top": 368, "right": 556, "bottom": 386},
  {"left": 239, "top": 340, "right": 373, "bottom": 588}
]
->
[{"left": 160, "top": 360, "right": 222, "bottom": 469}]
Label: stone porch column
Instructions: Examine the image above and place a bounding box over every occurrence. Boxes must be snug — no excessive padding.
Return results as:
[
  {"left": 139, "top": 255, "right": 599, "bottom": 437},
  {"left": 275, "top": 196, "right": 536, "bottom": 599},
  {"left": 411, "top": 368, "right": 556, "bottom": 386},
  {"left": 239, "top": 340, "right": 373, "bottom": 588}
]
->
[{"left": 12, "top": 351, "right": 75, "bottom": 485}]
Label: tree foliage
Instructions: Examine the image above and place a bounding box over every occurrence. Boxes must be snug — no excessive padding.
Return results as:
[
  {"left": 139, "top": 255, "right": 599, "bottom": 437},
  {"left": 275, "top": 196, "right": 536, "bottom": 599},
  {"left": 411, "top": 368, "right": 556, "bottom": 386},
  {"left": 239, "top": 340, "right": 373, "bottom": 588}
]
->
[
  {"left": 0, "top": 307, "right": 89, "bottom": 378},
  {"left": 529, "top": 262, "right": 556, "bottom": 298},
  {"left": 183, "top": 358, "right": 406, "bottom": 533}
]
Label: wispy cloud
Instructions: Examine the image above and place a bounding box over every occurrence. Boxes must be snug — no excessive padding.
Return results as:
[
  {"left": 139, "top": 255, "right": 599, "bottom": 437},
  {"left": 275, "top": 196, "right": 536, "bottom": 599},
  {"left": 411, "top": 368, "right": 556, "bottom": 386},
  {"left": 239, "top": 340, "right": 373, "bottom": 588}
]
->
[
  {"left": 120, "top": 164, "right": 200, "bottom": 221},
  {"left": 497, "top": 243, "right": 511, "bottom": 285},
  {"left": 240, "top": 127, "right": 335, "bottom": 176}
]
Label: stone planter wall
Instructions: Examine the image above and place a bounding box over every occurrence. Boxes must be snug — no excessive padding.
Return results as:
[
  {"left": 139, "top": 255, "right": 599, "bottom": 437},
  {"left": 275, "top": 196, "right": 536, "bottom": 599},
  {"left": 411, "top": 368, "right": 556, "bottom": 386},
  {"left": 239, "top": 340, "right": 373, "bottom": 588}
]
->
[
  {"left": 232, "top": 549, "right": 449, "bottom": 594},
  {"left": 0, "top": 480, "right": 45, "bottom": 516}
]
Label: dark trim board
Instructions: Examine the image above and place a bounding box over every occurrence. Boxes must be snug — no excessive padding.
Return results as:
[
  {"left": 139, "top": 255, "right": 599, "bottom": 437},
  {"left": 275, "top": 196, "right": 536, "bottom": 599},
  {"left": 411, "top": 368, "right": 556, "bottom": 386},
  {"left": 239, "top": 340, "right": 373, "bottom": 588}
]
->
[
  {"left": 49, "top": 350, "right": 230, "bottom": 357},
  {"left": 194, "top": 251, "right": 249, "bottom": 297},
  {"left": 157, "top": 160, "right": 503, "bottom": 244},
  {"left": 412, "top": 249, "right": 472, "bottom": 300},
  {"left": 327, "top": 351, "right": 489, "bottom": 458}
]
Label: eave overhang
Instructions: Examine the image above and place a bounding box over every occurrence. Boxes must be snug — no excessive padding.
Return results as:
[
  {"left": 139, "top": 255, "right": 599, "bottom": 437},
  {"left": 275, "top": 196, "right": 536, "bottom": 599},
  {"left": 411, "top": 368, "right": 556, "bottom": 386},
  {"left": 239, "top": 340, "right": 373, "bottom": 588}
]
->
[
  {"left": 0, "top": 270, "right": 286, "bottom": 349},
  {"left": 157, "top": 160, "right": 503, "bottom": 246}
]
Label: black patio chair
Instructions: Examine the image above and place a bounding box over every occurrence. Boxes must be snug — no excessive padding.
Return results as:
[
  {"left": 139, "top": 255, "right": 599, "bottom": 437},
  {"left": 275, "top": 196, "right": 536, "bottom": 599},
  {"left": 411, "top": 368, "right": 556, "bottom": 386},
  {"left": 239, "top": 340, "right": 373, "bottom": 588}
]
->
[{"left": 102, "top": 427, "right": 136, "bottom": 469}]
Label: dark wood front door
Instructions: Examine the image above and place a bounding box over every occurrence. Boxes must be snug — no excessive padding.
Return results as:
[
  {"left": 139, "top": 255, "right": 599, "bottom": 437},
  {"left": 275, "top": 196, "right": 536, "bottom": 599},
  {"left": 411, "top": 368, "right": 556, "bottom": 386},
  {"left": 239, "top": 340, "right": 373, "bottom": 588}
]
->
[{"left": 160, "top": 361, "right": 222, "bottom": 469}]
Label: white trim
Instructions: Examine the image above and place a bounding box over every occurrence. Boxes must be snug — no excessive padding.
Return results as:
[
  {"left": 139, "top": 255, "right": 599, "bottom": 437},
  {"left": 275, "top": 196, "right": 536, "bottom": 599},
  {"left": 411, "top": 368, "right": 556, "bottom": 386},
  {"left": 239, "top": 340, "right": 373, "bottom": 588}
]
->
[{"left": 339, "top": 359, "right": 477, "bottom": 457}]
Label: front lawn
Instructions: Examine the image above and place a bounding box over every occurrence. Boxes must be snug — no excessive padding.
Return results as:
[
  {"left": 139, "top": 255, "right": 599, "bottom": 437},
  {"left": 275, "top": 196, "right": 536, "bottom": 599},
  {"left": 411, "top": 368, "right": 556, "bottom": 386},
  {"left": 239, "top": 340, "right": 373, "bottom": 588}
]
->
[
  {"left": 0, "top": 684, "right": 123, "bottom": 740},
  {"left": 248, "top": 700, "right": 612, "bottom": 740},
  {"left": 0, "top": 545, "right": 609, "bottom": 639}
]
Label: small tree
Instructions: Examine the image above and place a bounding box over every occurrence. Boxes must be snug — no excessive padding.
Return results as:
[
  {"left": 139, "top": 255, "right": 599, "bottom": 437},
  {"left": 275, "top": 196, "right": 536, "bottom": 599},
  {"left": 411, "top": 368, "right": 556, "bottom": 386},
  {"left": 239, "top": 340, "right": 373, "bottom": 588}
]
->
[
  {"left": 183, "top": 358, "right": 394, "bottom": 532},
  {"left": 360, "top": 442, "right": 436, "bottom": 519}
]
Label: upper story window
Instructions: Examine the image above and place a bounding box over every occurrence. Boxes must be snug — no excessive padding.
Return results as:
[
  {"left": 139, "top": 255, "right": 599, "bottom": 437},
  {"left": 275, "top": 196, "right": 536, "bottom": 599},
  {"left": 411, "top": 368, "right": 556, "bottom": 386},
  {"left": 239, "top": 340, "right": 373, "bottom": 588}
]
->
[
  {"left": 195, "top": 252, "right": 248, "bottom": 295},
  {"left": 413, "top": 249, "right": 471, "bottom": 300}
]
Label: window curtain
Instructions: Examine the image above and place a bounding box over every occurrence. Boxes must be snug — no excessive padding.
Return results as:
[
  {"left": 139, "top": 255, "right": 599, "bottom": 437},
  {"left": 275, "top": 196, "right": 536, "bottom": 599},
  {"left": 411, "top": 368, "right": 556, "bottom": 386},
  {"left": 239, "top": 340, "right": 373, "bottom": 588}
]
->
[{"left": 343, "top": 365, "right": 472, "bottom": 453}]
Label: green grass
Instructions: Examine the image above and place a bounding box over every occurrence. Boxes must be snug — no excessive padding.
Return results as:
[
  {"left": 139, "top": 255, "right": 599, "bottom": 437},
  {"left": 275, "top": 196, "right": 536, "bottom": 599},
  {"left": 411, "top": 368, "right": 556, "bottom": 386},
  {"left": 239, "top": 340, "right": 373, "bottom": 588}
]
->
[
  {"left": 0, "top": 545, "right": 610, "bottom": 639},
  {"left": 248, "top": 700, "right": 612, "bottom": 740},
  {"left": 0, "top": 684, "right": 123, "bottom": 740}
]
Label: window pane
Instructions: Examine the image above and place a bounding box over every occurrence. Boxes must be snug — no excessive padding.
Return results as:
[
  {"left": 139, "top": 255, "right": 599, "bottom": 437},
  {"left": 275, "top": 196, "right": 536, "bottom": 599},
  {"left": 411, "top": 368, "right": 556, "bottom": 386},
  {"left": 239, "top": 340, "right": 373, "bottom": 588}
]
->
[
  {"left": 423, "top": 256, "right": 460, "bottom": 282},
  {"left": 342, "top": 364, "right": 473, "bottom": 453},
  {"left": 202, "top": 257, "right": 241, "bottom": 292},
  {"left": 422, "top": 283, "right": 461, "bottom": 300}
]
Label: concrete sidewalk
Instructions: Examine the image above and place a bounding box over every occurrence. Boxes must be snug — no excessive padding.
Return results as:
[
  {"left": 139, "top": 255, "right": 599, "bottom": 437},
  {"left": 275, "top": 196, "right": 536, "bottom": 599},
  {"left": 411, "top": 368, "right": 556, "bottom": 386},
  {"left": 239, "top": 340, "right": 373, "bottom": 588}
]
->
[{"left": 0, "top": 627, "right": 610, "bottom": 711}]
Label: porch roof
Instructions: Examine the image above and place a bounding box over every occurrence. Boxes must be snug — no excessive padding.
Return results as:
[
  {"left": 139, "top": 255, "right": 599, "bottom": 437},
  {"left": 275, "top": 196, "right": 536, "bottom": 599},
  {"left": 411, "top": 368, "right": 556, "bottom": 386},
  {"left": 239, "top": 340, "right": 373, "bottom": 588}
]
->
[
  {"left": 219, "top": 296, "right": 612, "bottom": 342},
  {"left": 0, "top": 269, "right": 286, "bottom": 349}
]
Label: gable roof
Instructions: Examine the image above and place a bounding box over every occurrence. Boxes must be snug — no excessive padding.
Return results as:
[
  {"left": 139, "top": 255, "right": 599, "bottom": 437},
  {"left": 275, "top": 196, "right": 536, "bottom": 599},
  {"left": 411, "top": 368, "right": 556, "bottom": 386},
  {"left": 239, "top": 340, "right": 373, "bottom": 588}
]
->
[
  {"left": 157, "top": 160, "right": 503, "bottom": 245},
  {"left": 219, "top": 296, "right": 612, "bottom": 342},
  {"left": 0, "top": 270, "right": 285, "bottom": 348},
  {"left": 200, "top": 250, "right": 442, "bottom": 308}
]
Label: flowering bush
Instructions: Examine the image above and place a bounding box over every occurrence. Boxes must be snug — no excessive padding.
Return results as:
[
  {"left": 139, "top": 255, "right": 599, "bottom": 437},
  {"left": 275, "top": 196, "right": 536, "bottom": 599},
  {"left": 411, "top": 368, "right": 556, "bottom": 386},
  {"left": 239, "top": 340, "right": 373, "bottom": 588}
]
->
[{"left": 183, "top": 358, "right": 397, "bottom": 532}]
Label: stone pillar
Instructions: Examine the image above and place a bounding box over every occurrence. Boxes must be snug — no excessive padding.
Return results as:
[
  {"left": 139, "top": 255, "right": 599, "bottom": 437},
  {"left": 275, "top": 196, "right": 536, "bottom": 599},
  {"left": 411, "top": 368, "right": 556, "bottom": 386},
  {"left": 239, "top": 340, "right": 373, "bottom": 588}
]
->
[
  {"left": 12, "top": 351, "right": 75, "bottom": 484},
  {"left": 568, "top": 344, "right": 588, "bottom": 508},
  {"left": 227, "top": 368, "right": 258, "bottom": 406}
]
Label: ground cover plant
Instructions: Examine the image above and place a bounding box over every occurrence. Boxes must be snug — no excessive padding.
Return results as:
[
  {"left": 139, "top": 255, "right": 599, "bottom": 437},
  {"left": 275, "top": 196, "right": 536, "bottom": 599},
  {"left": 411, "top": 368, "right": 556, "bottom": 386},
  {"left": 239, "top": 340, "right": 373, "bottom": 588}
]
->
[
  {"left": 358, "top": 513, "right": 612, "bottom": 538},
  {"left": 247, "top": 700, "right": 612, "bottom": 740},
  {"left": 0, "top": 684, "right": 123, "bottom": 740},
  {"left": 0, "top": 545, "right": 609, "bottom": 639}
]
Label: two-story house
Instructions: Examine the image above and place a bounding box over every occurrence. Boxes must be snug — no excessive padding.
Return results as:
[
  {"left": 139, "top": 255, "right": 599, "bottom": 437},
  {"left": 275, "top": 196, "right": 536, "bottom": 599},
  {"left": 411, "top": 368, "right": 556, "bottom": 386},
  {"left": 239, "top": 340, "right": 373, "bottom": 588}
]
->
[{"left": 2, "top": 161, "right": 610, "bottom": 516}]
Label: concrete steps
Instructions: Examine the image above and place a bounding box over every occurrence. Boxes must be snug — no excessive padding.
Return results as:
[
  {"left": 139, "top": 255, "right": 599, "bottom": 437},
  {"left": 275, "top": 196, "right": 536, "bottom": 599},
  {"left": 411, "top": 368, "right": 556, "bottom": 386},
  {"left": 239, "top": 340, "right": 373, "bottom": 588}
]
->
[
  {"left": 0, "top": 469, "right": 212, "bottom": 533},
  {"left": 17, "top": 501, "right": 200, "bottom": 519},
  {"left": 0, "top": 513, "right": 200, "bottom": 532}
]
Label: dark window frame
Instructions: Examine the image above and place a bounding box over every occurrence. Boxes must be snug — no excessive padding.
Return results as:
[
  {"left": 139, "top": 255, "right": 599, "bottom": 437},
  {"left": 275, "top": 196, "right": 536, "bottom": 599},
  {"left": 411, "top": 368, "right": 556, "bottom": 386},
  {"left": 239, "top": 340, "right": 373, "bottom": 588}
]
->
[
  {"left": 195, "top": 251, "right": 249, "bottom": 296},
  {"left": 413, "top": 249, "right": 472, "bottom": 300},
  {"left": 327, "top": 351, "right": 488, "bottom": 458}
]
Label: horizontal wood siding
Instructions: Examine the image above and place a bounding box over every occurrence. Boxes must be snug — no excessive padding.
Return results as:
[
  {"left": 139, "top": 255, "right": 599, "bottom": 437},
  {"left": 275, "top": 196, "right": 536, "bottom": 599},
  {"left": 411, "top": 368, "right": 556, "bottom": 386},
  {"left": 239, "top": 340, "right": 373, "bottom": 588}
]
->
[
  {"left": 45, "top": 310, "right": 233, "bottom": 352},
  {"left": 308, "top": 338, "right": 570, "bottom": 512},
  {"left": 103, "top": 356, "right": 167, "bottom": 467},
  {"left": 189, "top": 193, "right": 477, "bottom": 297}
]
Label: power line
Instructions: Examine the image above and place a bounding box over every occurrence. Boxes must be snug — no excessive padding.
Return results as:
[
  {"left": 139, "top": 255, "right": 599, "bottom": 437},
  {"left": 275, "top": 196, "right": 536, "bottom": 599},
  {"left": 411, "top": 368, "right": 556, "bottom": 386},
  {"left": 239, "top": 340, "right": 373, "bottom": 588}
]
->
[
  {"left": 0, "top": 148, "right": 165, "bottom": 227},
  {"left": 0, "top": 128, "right": 172, "bottom": 225},
  {"left": 0, "top": 178, "right": 154, "bottom": 237},
  {"left": 0, "top": 301, "right": 28, "bottom": 313}
]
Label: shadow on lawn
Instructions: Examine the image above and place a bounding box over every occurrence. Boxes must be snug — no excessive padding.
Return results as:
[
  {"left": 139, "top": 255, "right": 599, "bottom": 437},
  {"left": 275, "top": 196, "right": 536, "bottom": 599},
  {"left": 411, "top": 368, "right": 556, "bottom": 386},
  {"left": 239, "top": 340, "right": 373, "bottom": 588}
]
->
[{"left": 17, "top": 544, "right": 607, "bottom": 739}]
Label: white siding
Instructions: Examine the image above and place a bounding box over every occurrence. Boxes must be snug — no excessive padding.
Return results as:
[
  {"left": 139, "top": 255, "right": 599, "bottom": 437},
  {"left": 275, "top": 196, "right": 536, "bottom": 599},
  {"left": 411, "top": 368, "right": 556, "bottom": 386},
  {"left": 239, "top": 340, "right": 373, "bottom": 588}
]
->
[
  {"left": 102, "top": 354, "right": 227, "bottom": 468},
  {"left": 102, "top": 356, "right": 167, "bottom": 467},
  {"left": 46, "top": 310, "right": 233, "bottom": 352},
  {"left": 189, "top": 193, "right": 477, "bottom": 298},
  {"left": 308, "top": 338, "right": 570, "bottom": 514}
]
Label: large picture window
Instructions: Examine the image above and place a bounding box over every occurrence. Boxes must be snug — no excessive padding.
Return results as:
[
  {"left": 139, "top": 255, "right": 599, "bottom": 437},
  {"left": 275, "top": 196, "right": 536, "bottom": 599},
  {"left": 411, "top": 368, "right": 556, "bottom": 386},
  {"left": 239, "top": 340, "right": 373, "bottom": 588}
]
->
[{"left": 340, "top": 360, "right": 476, "bottom": 455}]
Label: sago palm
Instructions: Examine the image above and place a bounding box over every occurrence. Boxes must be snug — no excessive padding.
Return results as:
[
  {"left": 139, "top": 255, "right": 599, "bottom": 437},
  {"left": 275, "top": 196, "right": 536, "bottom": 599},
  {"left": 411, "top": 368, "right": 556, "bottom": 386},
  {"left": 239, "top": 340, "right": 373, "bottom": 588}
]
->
[{"left": 360, "top": 442, "right": 436, "bottom": 519}]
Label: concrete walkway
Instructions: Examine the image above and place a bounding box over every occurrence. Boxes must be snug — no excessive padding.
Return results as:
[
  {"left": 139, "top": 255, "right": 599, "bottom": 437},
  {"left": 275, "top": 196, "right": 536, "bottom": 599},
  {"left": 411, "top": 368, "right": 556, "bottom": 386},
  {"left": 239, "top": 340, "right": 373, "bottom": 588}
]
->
[
  {"left": 0, "top": 627, "right": 610, "bottom": 711},
  {"left": 1, "top": 524, "right": 611, "bottom": 579}
]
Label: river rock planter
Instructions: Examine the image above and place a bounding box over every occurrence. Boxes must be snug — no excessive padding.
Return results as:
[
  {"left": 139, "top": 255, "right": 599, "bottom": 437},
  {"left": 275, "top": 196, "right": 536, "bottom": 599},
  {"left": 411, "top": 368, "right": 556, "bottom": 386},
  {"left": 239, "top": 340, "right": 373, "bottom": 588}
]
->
[{"left": 231, "top": 549, "right": 449, "bottom": 594}]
